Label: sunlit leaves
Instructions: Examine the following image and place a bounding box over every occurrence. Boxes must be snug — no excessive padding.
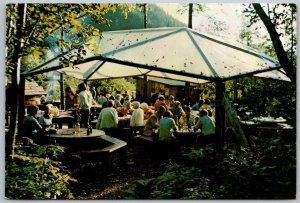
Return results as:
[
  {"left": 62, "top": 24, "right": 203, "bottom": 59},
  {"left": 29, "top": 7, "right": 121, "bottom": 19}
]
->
[
  {"left": 32, "top": 50, "right": 43, "bottom": 57},
  {"left": 6, "top": 3, "right": 134, "bottom": 71}
]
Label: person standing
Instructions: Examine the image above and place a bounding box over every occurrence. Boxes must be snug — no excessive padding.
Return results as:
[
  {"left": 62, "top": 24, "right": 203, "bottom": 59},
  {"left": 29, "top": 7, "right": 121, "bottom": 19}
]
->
[
  {"left": 65, "top": 86, "right": 78, "bottom": 110},
  {"left": 90, "top": 86, "right": 97, "bottom": 100},
  {"left": 78, "top": 83, "right": 93, "bottom": 128}
]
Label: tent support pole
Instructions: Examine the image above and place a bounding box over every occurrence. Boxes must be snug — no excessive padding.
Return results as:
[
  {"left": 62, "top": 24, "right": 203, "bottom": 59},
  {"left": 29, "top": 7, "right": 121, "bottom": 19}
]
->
[
  {"left": 143, "top": 75, "right": 148, "bottom": 103},
  {"left": 60, "top": 73, "right": 64, "bottom": 110},
  {"left": 215, "top": 81, "right": 225, "bottom": 151},
  {"left": 185, "top": 82, "right": 190, "bottom": 105}
]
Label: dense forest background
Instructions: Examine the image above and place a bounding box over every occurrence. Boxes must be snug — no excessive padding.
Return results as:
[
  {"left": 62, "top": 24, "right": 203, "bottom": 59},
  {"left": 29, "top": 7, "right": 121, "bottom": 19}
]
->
[{"left": 96, "top": 4, "right": 186, "bottom": 30}]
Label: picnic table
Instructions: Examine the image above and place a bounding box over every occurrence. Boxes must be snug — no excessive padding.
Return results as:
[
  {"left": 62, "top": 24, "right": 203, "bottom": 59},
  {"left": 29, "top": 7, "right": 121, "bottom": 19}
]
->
[
  {"left": 46, "top": 128, "right": 127, "bottom": 173},
  {"left": 52, "top": 111, "right": 75, "bottom": 129}
]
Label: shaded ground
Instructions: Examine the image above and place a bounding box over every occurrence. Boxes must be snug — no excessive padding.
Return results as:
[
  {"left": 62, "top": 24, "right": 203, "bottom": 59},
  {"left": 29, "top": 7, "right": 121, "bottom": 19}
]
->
[{"left": 70, "top": 139, "right": 176, "bottom": 199}]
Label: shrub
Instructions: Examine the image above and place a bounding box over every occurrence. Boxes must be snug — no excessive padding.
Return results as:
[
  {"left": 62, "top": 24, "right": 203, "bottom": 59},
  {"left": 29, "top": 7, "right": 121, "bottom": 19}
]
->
[{"left": 5, "top": 138, "right": 77, "bottom": 199}]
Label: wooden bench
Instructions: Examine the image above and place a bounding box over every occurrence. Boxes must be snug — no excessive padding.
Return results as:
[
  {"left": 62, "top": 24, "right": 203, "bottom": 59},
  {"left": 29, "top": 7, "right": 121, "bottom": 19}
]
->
[
  {"left": 135, "top": 134, "right": 154, "bottom": 142},
  {"left": 73, "top": 135, "right": 127, "bottom": 173}
]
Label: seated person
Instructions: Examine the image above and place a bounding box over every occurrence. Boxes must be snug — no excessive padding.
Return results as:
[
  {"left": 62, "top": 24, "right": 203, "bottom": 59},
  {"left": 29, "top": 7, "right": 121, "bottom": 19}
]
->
[
  {"left": 172, "top": 100, "right": 185, "bottom": 126},
  {"left": 199, "top": 99, "right": 213, "bottom": 112},
  {"left": 192, "top": 99, "right": 204, "bottom": 110},
  {"left": 96, "top": 100, "right": 118, "bottom": 135},
  {"left": 154, "top": 95, "right": 168, "bottom": 111},
  {"left": 159, "top": 110, "right": 178, "bottom": 142},
  {"left": 22, "top": 105, "right": 44, "bottom": 138},
  {"left": 194, "top": 110, "right": 216, "bottom": 142},
  {"left": 181, "top": 106, "right": 196, "bottom": 130},
  {"left": 38, "top": 104, "right": 53, "bottom": 131},
  {"left": 140, "top": 102, "right": 154, "bottom": 120},
  {"left": 130, "top": 101, "right": 144, "bottom": 135},
  {"left": 122, "top": 95, "right": 132, "bottom": 110},
  {"left": 96, "top": 92, "right": 107, "bottom": 105},
  {"left": 143, "top": 106, "right": 166, "bottom": 142},
  {"left": 207, "top": 109, "right": 215, "bottom": 123},
  {"left": 165, "top": 95, "right": 175, "bottom": 109},
  {"left": 101, "top": 94, "right": 112, "bottom": 109},
  {"left": 130, "top": 101, "right": 144, "bottom": 127},
  {"left": 114, "top": 94, "right": 123, "bottom": 109}
]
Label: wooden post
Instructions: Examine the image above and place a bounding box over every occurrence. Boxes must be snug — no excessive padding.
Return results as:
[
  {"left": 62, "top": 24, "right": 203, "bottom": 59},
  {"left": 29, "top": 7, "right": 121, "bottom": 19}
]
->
[
  {"left": 60, "top": 73, "right": 64, "bottom": 110},
  {"left": 143, "top": 75, "right": 148, "bottom": 103},
  {"left": 215, "top": 81, "right": 225, "bottom": 151},
  {"left": 185, "top": 82, "right": 190, "bottom": 105}
]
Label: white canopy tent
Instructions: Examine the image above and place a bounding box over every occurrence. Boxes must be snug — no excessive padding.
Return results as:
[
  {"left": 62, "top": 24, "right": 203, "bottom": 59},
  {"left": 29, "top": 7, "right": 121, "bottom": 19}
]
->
[
  {"left": 22, "top": 27, "right": 289, "bottom": 83},
  {"left": 21, "top": 27, "right": 291, "bottom": 148}
]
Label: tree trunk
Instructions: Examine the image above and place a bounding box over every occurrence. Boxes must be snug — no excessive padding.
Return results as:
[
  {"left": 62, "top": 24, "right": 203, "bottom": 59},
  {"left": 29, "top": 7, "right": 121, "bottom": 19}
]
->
[
  {"left": 143, "top": 4, "right": 147, "bottom": 29},
  {"left": 188, "top": 3, "right": 193, "bottom": 28},
  {"left": 6, "top": 4, "right": 25, "bottom": 162},
  {"left": 252, "top": 3, "right": 296, "bottom": 86}
]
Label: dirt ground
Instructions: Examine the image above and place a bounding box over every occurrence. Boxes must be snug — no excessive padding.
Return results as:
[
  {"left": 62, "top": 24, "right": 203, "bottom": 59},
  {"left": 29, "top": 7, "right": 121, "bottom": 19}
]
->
[{"left": 70, "top": 139, "right": 177, "bottom": 199}]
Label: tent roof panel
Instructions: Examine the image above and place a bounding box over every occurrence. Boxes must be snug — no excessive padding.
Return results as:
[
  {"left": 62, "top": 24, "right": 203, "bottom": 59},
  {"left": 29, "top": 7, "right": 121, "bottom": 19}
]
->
[{"left": 22, "top": 27, "right": 285, "bottom": 84}]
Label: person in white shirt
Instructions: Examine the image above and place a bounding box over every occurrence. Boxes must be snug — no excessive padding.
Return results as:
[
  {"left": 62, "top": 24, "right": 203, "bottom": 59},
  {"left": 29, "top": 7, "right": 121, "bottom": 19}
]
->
[
  {"left": 78, "top": 83, "right": 93, "bottom": 128},
  {"left": 130, "top": 101, "right": 144, "bottom": 127}
]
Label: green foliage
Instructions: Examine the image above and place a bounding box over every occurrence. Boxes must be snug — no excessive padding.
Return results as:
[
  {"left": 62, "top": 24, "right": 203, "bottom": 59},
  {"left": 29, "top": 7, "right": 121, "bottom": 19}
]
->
[
  {"left": 242, "top": 3, "right": 297, "bottom": 83},
  {"left": 123, "top": 134, "right": 295, "bottom": 199},
  {"left": 123, "top": 163, "right": 215, "bottom": 199},
  {"left": 96, "top": 4, "right": 186, "bottom": 31},
  {"left": 89, "top": 78, "right": 136, "bottom": 95},
  {"left": 225, "top": 77, "right": 296, "bottom": 122},
  {"left": 5, "top": 139, "right": 77, "bottom": 199},
  {"left": 6, "top": 3, "right": 134, "bottom": 78}
]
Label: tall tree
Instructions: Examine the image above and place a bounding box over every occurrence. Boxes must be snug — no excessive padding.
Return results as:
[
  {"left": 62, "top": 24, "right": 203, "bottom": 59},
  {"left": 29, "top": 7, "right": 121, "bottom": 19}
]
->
[
  {"left": 244, "top": 3, "right": 296, "bottom": 85},
  {"left": 178, "top": 3, "right": 204, "bottom": 28},
  {"left": 5, "top": 3, "right": 133, "bottom": 160}
]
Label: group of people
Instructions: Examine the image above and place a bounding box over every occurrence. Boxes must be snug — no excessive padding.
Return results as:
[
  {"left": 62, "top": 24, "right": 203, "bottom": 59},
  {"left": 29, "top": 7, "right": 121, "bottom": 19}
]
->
[
  {"left": 22, "top": 103, "right": 56, "bottom": 143},
  {"left": 143, "top": 96, "right": 216, "bottom": 145},
  {"left": 22, "top": 82, "right": 216, "bottom": 147}
]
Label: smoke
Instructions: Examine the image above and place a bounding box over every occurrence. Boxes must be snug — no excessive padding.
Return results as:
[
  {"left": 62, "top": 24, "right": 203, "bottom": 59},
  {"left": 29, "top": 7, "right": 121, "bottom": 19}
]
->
[{"left": 45, "top": 71, "right": 60, "bottom": 103}]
